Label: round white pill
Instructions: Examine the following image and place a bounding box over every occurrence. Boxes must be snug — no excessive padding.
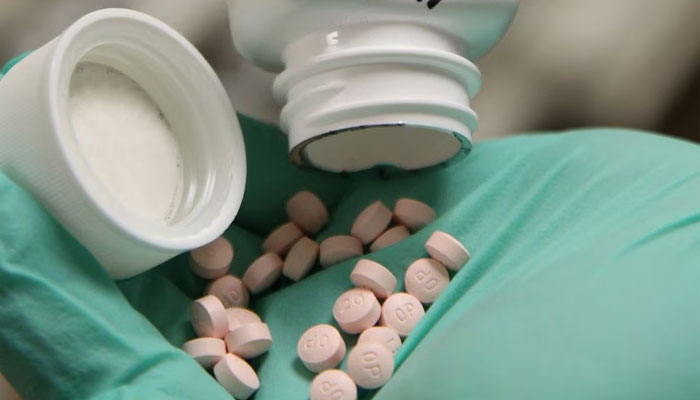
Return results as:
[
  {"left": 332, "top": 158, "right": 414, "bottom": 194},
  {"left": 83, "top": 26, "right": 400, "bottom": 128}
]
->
[
  {"left": 357, "top": 326, "right": 401, "bottom": 356},
  {"left": 351, "top": 201, "right": 393, "bottom": 244},
  {"left": 297, "top": 324, "right": 346, "bottom": 373},
  {"left": 404, "top": 258, "right": 450, "bottom": 304},
  {"left": 346, "top": 341, "right": 394, "bottom": 389},
  {"left": 262, "top": 221, "right": 304, "bottom": 256},
  {"left": 226, "top": 307, "right": 262, "bottom": 332},
  {"left": 319, "top": 235, "right": 363, "bottom": 268},
  {"left": 310, "top": 369, "right": 357, "bottom": 400},
  {"left": 191, "top": 295, "right": 229, "bottom": 338},
  {"left": 369, "top": 225, "right": 410, "bottom": 253},
  {"left": 332, "top": 288, "right": 381, "bottom": 334},
  {"left": 205, "top": 275, "right": 249, "bottom": 308},
  {"left": 283, "top": 236, "right": 319, "bottom": 281},
  {"left": 286, "top": 190, "right": 329, "bottom": 235},
  {"left": 242, "top": 252, "right": 283, "bottom": 294},
  {"left": 213, "top": 353, "right": 260, "bottom": 399},
  {"left": 393, "top": 198, "right": 436, "bottom": 232},
  {"left": 380, "top": 293, "right": 425, "bottom": 337},
  {"left": 225, "top": 322, "right": 273, "bottom": 359},
  {"left": 425, "top": 230, "right": 470, "bottom": 271},
  {"left": 349, "top": 259, "right": 397, "bottom": 299},
  {"left": 182, "top": 337, "right": 226, "bottom": 368},
  {"left": 189, "top": 236, "right": 233, "bottom": 279}
]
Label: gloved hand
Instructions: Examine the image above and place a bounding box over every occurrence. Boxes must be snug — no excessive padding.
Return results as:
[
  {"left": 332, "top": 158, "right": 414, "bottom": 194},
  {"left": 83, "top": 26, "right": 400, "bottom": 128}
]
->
[{"left": 1, "top": 62, "right": 699, "bottom": 399}]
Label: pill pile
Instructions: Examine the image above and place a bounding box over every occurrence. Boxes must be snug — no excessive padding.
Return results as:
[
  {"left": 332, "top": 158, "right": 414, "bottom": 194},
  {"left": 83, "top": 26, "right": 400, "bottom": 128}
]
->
[{"left": 181, "top": 190, "right": 470, "bottom": 399}]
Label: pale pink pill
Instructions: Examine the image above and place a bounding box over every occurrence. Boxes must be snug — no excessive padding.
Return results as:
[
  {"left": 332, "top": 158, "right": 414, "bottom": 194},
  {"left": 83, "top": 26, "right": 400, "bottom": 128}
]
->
[
  {"left": 189, "top": 236, "right": 233, "bottom": 279},
  {"left": 225, "top": 322, "right": 273, "bottom": 359},
  {"left": 369, "top": 225, "right": 410, "bottom": 252},
  {"left": 425, "top": 230, "right": 471, "bottom": 271},
  {"left": 191, "top": 295, "right": 229, "bottom": 338},
  {"left": 297, "top": 324, "right": 346, "bottom": 373},
  {"left": 262, "top": 221, "right": 304, "bottom": 256},
  {"left": 310, "top": 369, "right": 357, "bottom": 400},
  {"left": 358, "top": 326, "right": 401, "bottom": 356},
  {"left": 319, "top": 235, "right": 363, "bottom": 268},
  {"left": 182, "top": 337, "right": 226, "bottom": 368},
  {"left": 205, "top": 275, "right": 249, "bottom": 308},
  {"left": 213, "top": 353, "right": 260, "bottom": 399},
  {"left": 346, "top": 342, "right": 394, "bottom": 389},
  {"left": 380, "top": 293, "right": 425, "bottom": 337},
  {"left": 286, "top": 190, "right": 329, "bottom": 235},
  {"left": 283, "top": 236, "right": 319, "bottom": 281},
  {"left": 226, "top": 307, "right": 262, "bottom": 332},
  {"left": 393, "top": 198, "right": 436, "bottom": 232},
  {"left": 333, "top": 288, "right": 381, "bottom": 334},
  {"left": 404, "top": 258, "right": 450, "bottom": 304},
  {"left": 350, "top": 259, "right": 397, "bottom": 299},
  {"left": 351, "top": 201, "right": 393, "bottom": 244},
  {"left": 242, "top": 252, "right": 283, "bottom": 294}
]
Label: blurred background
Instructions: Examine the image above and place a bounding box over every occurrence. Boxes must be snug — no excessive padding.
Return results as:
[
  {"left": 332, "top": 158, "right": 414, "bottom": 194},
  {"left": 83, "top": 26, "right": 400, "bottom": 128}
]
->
[{"left": 0, "top": 0, "right": 697, "bottom": 144}]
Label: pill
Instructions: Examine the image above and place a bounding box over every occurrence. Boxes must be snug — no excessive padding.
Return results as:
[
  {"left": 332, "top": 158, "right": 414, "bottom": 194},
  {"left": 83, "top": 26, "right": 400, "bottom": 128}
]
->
[
  {"left": 213, "top": 353, "right": 260, "bottom": 399},
  {"left": 333, "top": 288, "right": 381, "bottom": 334},
  {"left": 346, "top": 341, "right": 394, "bottom": 389},
  {"left": 404, "top": 258, "right": 450, "bottom": 304},
  {"left": 182, "top": 337, "right": 227, "bottom": 368},
  {"left": 283, "top": 236, "right": 319, "bottom": 281},
  {"left": 357, "top": 326, "right": 401, "bottom": 356},
  {"left": 393, "top": 198, "right": 436, "bottom": 232},
  {"left": 205, "top": 275, "right": 249, "bottom": 308},
  {"left": 369, "top": 225, "right": 410, "bottom": 253},
  {"left": 189, "top": 236, "right": 233, "bottom": 279},
  {"left": 225, "top": 322, "right": 273, "bottom": 359},
  {"left": 226, "top": 307, "right": 262, "bottom": 332},
  {"left": 242, "top": 252, "right": 283, "bottom": 294},
  {"left": 310, "top": 369, "right": 357, "bottom": 400},
  {"left": 297, "top": 324, "right": 346, "bottom": 373},
  {"left": 351, "top": 201, "right": 393, "bottom": 244},
  {"left": 380, "top": 293, "right": 425, "bottom": 337},
  {"left": 286, "top": 190, "right": 329, "bottom": 235},
  {"left": 319, "top": 235, "right": 363, "bottom": 268},
  {"left": 425, "top": 230, "right": 470, "bottom": 271},
  {"left": 262, "top": 221, "right": 304, "bottom": 256},
  {"left": 191, "top": 295, "right": 229, "bottom": 338},
  {"left": 349, "top": 259, "right": 397, "bottom": 299}
]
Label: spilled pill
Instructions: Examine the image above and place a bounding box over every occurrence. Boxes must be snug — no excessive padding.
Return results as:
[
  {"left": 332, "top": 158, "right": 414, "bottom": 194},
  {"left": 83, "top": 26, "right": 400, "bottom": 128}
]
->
[
  {"left": 310, "top": 369, "right": 357, "bottom": 400},
  {"left": 425, "top": 230, "right": 470, "bottom": 271},
  {"left": 393, "top": 198, "right": 436, "bottom": 232},
  {"left": 404, "top": 258, "right": 450, "bottom": 304},
  {"left": 319, "top": 235, "right": 363, "bottom": 268},
  {"left": 225, "top": 322, "right": 273, "bottom": 359},
  {"left": 182, "top": 337, "right": 226, "bottom": 369},
  {"left": 369, "top": 225, "right": 410, "bottom": 252},
  {"left": 351, "top": 201, "right": 393, "bottom": 244},
  {"left": 346, "top": 341, "right": 394, "bottom": 389},
  {"left": 283, "top": 236, "right": 319, "bottom": 281},
  {"left": 226, "top": 307, "right": 262, "bottom": 332},
  {"left": 357, "top": 326, "right": 401, "bottom": 356},
  {"left": 189, "top": 236, "right": 233, "bottom": 279},
  {"left": 191, "top": 295, "right": 229, "bottom": 338},
  {"left": 297, "top": 324, "right": 346, "bottom": 373},
  {"left": 261, "top": 221, "right": 304, "bottom": 257},
  {"left": 205, "top": 274, "right": 249, "bottom": 308},
  {"left": 242, "top": 252, "right": 283, "bottom": 294},
  {"left": 286, "top": 190, "right": 329, "bottom": 235},
  {"left": 213, "top": 353, "right": 260, "bottom": 399},
  {"left": 380, "top": 293, "right": 425, "bottom": 337},
  {"left": 333, "top": 288, "right": 381, "bottom": 334},
  {"left": 350, "top": 259, "right": 397, "bottom": 299}
]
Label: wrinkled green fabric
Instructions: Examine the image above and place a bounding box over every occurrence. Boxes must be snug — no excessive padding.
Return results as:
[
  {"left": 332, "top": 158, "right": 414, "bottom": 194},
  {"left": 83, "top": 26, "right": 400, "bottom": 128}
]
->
[{"left": 1, "top": 61, "right": 699, "bottom": 400}]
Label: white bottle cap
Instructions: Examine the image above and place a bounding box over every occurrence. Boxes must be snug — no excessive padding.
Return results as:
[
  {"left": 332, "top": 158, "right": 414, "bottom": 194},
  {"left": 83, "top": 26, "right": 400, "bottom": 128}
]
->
[{"left": 0, "top": 9, "right": 246, "bottom": 278}]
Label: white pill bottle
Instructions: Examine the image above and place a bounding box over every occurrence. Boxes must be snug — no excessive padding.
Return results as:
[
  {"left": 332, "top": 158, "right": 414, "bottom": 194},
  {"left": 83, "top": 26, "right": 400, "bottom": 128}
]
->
[
  {"left": 0, "top": 9, "right": 246, "bottom": 278},
  {"left": 227, "top": 0, "right": 518, "bottom": 172}
]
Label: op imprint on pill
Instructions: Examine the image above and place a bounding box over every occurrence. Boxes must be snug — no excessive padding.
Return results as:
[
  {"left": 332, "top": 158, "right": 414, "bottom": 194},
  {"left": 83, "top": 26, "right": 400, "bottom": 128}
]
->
[
  {"left": 297, "top": 324, "right": 346, "bottom": 373},
  {"left": 205, "top": 274, "right": 249, "bottom": 308},
  {"left": 332, "top": 288, "right": 381, "bottom": 334},
  {"left": 380, "top": 292, "right": 425, "bottom": 337},
  {"left": 346, "top": 341, "right": 394, "bottom": 389},
  {"left": 191, "top": 295, "right": 229, "bottom": 338},
  {"left": 404, "top": 258, "right": 450, "bottom": 304},
  {"left": 357, "top": 326, "right": 401, "bottom": 355},
  {"left": 351, "top": 201, "right": 393, "bottom": 244},
  {"left": 310, "top": 369, "right": 357, "bottom": 400},
  {"left": 286, "top": 190, "right": 329, "bottom": 235},
  {"left": 189, "top": 236, "right": 233, "bottom": 279}
]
